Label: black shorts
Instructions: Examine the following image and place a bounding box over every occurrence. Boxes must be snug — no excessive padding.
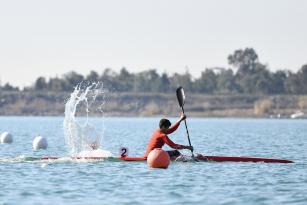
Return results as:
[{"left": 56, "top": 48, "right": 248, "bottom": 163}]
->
[{"left": 166, "top": 150, "right": 181, "bottom": 158}]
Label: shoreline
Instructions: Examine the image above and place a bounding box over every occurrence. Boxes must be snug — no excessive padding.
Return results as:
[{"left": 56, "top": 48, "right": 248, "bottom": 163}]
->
[{"left": 0, "top": 91, "right": 306, "bottom": 118}]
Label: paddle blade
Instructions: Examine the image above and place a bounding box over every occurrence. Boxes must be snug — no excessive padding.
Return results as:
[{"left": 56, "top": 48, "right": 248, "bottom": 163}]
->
[{"left": 176, "top": 86, "right": 185, "bottom": 107}]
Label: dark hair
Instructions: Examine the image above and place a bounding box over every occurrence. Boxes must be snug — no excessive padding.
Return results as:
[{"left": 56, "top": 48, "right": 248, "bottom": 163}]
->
[{"left": 159, "top": 118, "right": 171, "bottom": 129}]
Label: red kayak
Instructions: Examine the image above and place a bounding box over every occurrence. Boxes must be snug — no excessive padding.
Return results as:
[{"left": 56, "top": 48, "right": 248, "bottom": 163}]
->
[
  {"left": 118, "top": 155, "right": 293, "bottom": 163},
  {"left": 40, "top": 155, "right": 293, "bottom": 163}
]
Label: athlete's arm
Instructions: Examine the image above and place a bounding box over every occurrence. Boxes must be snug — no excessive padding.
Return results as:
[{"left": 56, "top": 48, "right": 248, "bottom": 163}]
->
[
  {"left": 165, "top": 114, "right": 186, "bottom": 134},
  {"left": 166, "top": 121, "right": 180, "bottom": 134},
  {"left": 162, "top": 135, "right": 194, "bottom": 151},
  {"left": 179, "top": 145, "right": 194, "bottom": 151},
  {"left": 162, "top": 135, "right": 181, "bottom": 149}
]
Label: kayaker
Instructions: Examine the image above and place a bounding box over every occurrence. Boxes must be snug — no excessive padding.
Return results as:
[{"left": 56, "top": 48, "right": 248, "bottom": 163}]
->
[{"left": 144, "top": 114, "right": 193, "bottom": 160}]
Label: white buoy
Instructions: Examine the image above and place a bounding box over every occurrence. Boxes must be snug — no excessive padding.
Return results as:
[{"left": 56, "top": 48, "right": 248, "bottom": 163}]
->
[
  {"left": 33, "top": 136, "right": 48, "bottom": 150},
  {"left": 0, "top": 132, "right": 13, "bottom": 144}
]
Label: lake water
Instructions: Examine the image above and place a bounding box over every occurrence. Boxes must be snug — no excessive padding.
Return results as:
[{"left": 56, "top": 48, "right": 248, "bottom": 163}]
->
[{"left": 0, "top": 117, "right": 306, "bottom": 205}]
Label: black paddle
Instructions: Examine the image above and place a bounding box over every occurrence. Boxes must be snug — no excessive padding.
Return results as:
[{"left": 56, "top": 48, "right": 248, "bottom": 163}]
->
[{"left": 176, "top": 86, "right": 196, "bottom": 159}]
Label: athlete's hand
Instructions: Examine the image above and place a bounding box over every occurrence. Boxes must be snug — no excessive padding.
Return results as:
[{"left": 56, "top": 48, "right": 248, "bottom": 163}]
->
[
  {"left": 180, "top": 113, "right": 186, "bottom": 121},
  {"left": 187, "top": 146, "right": 194, "bottom": 152}
]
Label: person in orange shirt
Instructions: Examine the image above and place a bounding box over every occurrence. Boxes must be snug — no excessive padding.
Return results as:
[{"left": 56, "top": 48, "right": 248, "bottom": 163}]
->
[{"left": 144, "top": 113, "right": 193, "bottom": 160}]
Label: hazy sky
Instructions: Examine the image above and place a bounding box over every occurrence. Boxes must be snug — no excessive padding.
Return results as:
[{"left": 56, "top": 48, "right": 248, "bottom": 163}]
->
[{"left": 0, "top": 0, "right": 306, "bottom": 87}]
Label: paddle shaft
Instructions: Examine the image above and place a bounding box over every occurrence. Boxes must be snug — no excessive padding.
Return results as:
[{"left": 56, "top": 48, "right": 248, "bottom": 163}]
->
[{"left": 181, "top": 106, "right": 195, "bottom": 157}]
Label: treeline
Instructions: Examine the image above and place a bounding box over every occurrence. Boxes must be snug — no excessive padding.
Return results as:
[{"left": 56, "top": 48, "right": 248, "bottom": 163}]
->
[{"left": 1, "top": 48, "right": 307, "bottom": 94}]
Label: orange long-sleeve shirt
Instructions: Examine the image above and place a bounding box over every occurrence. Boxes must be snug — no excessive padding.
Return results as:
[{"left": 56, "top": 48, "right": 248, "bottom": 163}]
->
[{"left": 144, "top": 121, "right": 181, "bottom": 157}]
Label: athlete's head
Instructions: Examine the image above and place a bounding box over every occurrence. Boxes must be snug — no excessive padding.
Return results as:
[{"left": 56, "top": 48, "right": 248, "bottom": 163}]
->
[{"left": 159, "top": 118, "right": 171, "bottom": 132}]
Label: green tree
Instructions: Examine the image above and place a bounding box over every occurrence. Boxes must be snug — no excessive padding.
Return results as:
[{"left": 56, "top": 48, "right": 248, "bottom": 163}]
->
[
  {"left": 64, "top": 71, "right": 84, "bottom": 89},
  {"left": 284, "top": 71, "right": 300, "bottom": 94},
  {"left": 170, "top": 71, "right": 193, "bottom": 91},
  {"left": 216, "top": 69, "right": 238, "bottom": 94},
  {"left": 193, "top": 69, "right": 217, "bottom": 93},
  {"left": 228, "top": 48, "right": 259, "bottom": 75},
  {"left": 34, "top": 77, "right": 48, "bottom": 91},
  {"left": 271, "top": 70, "right": 287, "bottom": 94},
  {"left": 160, "top": 72, "right": 171, "bottom": 92},
  {"left": 86, "top": 70, "right": 100, "bottom": 82},
  {"left": 228, "top": 48, "right": 274, "bottom": 94},
  {"left": 2, "top": 83, "right": 19, "bottom": 91},
  {"left": 241, "top": 63, "right": 273, "bottom": 94},
  {"left": 117, "top": 67, "right": 134, "bottom": 92},
  {"left": 100, "top": 68, "right": 119, "bottom": 91},
  {"left": 298, "top": 64, "right": 307, "bottom": 94},
  {"left": 48, "top": 77, "right": 65, "bottom": 92},
  {"left": 133, "top": 69, "right": 161, "bottom": 92}
]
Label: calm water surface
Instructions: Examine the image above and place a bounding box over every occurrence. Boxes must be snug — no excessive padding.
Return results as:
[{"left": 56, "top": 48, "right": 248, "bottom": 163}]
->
[{"left": 0, "top": 117, "right": 306, "bottom": 205}]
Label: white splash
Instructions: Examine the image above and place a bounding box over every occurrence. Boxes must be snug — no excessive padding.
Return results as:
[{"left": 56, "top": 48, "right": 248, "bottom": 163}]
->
[
  {"left": 78, "top": 148, "right": 112, "bottom": 158},
  {"left": 63, "top": 82, "right": 110, "bottom": 157}
]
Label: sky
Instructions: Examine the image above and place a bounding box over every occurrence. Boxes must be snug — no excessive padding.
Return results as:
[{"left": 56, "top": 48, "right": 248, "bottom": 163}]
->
[{"left": 0, "top": 0, "right": 306, "bottom": 87}]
